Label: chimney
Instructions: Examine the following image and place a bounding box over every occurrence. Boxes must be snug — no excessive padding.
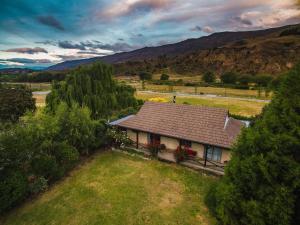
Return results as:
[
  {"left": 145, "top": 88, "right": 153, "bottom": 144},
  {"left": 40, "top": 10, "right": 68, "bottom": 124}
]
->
[{"left": 173, "top": 95, "right": 176, "bottom": 103}]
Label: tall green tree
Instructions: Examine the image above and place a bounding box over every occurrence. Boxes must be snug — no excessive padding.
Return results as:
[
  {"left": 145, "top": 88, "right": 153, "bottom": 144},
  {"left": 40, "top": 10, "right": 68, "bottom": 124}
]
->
[
  {"left": 202, "top": 71, "right": 216, "bottom": 83},
  {"left": 220, "top": 72, "right": 238, "bottom": 84},
  {"left": 0, "top": 86, "right": 36, "bottom": 122},
  {"left": 211, "top": 64, "right": 300, "bottom": 225},
  {"left": 46, "top": 62, "right": 138, "bottom": 119}
]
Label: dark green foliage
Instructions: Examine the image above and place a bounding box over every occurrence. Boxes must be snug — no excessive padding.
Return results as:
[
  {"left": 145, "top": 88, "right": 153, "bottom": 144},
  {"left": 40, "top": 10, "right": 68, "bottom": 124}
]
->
[
  {"left": 160, "top": 73, "right": 169, "bottom": 80},
  {"left": 220, "top": 72, "right": 238, "bottom": 84},
  {"left": 238, "top": 74, "right": 252, "bottom": 85},
  {"left": 46, "top": 62, "right": 138, "bottom": 119},
  {"left": 204, "top": 183, "right": 218, "bottom": 217},
  {"left": 211, "top": 64, "right": 300, "bottom": 225},
  {"left": 0, "top": 72, "right": 66, "bottom": 83},
  {"left": 253, "top": 74, "right": 273, "bottom": 87},
  {"left": 0, "top": 103, "right": 105, "bottom": 213},
  {"left": 0, "top": 86, "right": 36, "bottom": 122},
  {"left": 31, "top": 155, "right": 62, "bottom": 181},
  {"left": 28, "top": 176, "right": 48, "bottom": 194},
  {"left": 203, "top": 71, "right": 216, "bottom": 83},
  {"left": 0, "top": 170, "right": 28, "bottom": 212},
  {"left": 139, "top": 71, "right": 152, "bottom": 80},
  {"left": 280, "top": 25, "right": 300, "bottom": 37}
]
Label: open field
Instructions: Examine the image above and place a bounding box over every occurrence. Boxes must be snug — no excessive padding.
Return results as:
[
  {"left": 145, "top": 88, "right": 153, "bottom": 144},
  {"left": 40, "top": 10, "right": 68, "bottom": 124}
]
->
[
  {"left": 119, "top": 80, "right": 271, "bottom": 99},
  {"left": 136, "top": 91, "right": 267, "bottom": 117},
  {"left": 33, "top": 90, "right": 267, "bottom": 116},
  {"left": 1, "top": 151, "right": 217, "bottom": 225}
]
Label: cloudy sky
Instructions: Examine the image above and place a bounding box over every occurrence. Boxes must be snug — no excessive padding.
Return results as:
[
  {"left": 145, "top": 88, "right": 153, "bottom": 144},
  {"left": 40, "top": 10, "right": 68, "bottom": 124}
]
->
[{"left": 0, "top": 0, "right": 299, "bottom": 69}]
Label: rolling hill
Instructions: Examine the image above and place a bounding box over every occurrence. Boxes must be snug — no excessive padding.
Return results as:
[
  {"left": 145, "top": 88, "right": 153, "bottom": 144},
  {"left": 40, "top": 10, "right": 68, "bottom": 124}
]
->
[{"left": 47, "top": 24, "right": 300, "bottom": 75}]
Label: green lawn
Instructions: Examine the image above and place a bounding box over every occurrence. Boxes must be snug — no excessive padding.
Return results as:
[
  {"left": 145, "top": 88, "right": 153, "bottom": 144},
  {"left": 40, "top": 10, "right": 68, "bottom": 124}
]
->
[{"left": 1, "top": 151, "right": 217, "bottom": 225}]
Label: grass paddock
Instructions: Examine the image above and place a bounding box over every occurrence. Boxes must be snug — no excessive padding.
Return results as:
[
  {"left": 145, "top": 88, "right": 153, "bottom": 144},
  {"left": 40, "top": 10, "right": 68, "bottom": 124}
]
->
[{"left": 1, "top": 151, "right": 217, "bottom": 225}]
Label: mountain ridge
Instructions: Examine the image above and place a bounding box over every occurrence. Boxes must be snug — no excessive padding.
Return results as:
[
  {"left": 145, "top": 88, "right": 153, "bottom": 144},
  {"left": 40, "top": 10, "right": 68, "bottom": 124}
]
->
[{"left": 47, "top": 23, "right": 300, "bottom": 75}]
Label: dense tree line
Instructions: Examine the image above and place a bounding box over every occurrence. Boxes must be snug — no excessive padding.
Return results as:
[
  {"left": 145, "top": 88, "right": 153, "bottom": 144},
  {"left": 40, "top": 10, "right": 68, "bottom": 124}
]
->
[
  {"left": 0, "top": 85, "right": 36, "bottom": 122},
  {"left": 46, "top": 63, "right": 141, "bottom": 119},
  {"left": 206, "top": 64, "right": 300, "bottom": 224},
  {"left": 0, "top": 103, "right": 107, "bottom": 213},
  {"left": 0, "top": 62, "right": 140, "bottom": 214},
  {"left": 0, "top": 71, "right": 67, "bottom": 83}
]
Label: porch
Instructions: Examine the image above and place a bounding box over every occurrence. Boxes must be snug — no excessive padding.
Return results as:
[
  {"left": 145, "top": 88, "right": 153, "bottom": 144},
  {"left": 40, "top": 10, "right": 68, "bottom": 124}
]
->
[
  {"left": 157, "top": 150, "right": 225, "bottom": 176},
  {"left": 124, "top": 144, "right": 225, "bottom": 176}
]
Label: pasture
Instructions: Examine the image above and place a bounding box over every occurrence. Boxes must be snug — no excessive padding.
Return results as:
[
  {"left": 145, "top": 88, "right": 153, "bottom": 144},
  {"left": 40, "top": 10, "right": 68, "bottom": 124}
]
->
[{"left": 1, "top": 152, "right": 217, "bottom": 225}]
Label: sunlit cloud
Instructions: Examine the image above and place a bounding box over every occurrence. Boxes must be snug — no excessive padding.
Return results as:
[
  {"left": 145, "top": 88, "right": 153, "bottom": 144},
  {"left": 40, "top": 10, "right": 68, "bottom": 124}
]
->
[{"left": 0, "top": 0, "right": 299, "bottom": 68}]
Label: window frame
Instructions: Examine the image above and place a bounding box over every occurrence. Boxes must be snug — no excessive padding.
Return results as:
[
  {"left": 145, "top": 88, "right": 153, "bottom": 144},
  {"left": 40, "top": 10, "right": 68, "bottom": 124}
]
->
[
  {"left": 180, "top": 139, "right": 192, "bottom": 148},
  {"left": 206, "top": 146, "right": 222, "bottom": 162}
]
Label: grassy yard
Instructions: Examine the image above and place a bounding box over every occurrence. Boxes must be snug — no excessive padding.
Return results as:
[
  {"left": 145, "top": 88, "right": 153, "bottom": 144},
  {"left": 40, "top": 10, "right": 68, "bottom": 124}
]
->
[
  {"left": 1, "top": 152, "right": 217, "bottom": 225},
  {"left": 136, "top": 91, "right": 267, "bottom": 117}
]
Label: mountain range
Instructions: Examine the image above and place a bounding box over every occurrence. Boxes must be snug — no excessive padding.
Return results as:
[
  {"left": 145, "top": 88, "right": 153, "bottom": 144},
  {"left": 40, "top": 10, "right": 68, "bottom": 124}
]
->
[{"left": 33, "top": 24, "right": 300, "bottom": 75}]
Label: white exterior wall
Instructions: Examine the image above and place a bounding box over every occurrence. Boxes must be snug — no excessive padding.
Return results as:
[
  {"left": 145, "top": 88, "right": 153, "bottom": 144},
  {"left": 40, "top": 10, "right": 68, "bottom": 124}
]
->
[
  {"left": 127, "top": 129, "right": 137, "bottom": 142},
  {"left": 161, "top": 136, "right": 179, "bottom": 150},
  {"left": 139, "top": 132, "right": 148, "bottom": 145},
  {"left": 192, "top": 142, "right": 205, "bottom": 158},
  {"left": 221, "top": 149, "right": 231, "bottom": 163}
]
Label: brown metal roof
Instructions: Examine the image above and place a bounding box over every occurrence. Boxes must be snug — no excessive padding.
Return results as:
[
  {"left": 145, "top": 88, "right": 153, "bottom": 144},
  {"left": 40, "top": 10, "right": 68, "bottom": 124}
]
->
[{"left": 117, "top": 101, "right": 244, "bottom": 148}]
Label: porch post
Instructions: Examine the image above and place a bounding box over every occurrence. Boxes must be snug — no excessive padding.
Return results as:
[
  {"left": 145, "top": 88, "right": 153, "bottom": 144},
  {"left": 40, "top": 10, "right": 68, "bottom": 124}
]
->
[
  {"left": 204, "top": 145, "right": 208, "bottom": 167},
  {"left": 136, "top": 131, "right": 139, "bottom": 149}
]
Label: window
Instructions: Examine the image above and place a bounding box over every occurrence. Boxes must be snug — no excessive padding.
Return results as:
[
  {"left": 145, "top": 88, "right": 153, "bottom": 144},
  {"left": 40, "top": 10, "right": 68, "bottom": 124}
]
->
[
  {"left": 206, "top": 146, "right": 222, "bottom": 162},
  {"left": 180, "top": 139, "right": 192, "bottom": 147}
]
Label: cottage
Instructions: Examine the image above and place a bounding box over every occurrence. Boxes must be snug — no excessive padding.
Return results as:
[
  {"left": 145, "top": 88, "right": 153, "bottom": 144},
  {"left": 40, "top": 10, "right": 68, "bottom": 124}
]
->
[{"left": 112, "top": 101, "right": 245, "bottom": 165}]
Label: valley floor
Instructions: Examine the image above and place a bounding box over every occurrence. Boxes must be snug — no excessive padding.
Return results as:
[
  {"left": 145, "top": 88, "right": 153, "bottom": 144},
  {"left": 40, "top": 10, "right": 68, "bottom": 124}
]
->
[{"left": 1, "top": 151, "right": 217, "bottom": 225}]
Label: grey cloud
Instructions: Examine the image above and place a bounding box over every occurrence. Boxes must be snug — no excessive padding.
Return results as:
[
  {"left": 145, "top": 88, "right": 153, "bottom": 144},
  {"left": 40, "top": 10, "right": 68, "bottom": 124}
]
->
[
  {"left": 234, "top": 16, "right": 253, "bottom": 25},
  {"left": 190, "top": 26, "right": 202, "bottom": 32},
  {"left": 3, "top": 47, "right": 48, "bottom": 54},
  {"left": 100, "top": 0, "right": 172, "bottom": 19},
  {"left": 58, "top": 41, "right": 86, "bottom": 50},
  {"left": 37, "top": 15, "right": 65, "bottom": 31},
  {"left": 35, "top": 40, "right": 56, "bottom": 45},
  {"left": 57, "top": 40, "right": 137, "bottom": 52}
]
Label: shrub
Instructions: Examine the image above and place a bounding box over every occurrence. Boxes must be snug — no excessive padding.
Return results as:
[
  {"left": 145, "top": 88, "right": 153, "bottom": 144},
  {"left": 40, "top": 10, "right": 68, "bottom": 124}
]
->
[
  {"left": 108, "top": 127, "right": 132, "bottom": 148},
  {"left": 0, "top": 86, "right": 36, "bottom": 122},
  {"left": 160, "top": 74, "right": 169, "bottom": 81},
  {"left": 204, "top": 183, "right": 218, "bottom": 217},
  {"left": 220, "top": 72, "right": 238, "bottom": 84},
  {"left": 202, "top": 71, "right": 216, "bottom": 83},
  {"left": 52, "top": 142, "right": 79, "bottom": 171},
  {"left": 139, "top": 71, "right": 152, "bottom": 80},
  {"left": 28, "top": 176, "right": 48, "bottom": 194},
  {"left": 0, "top": 170, "right": 28, "bottom": 213},
  {"left": 174, "top": 146, "right": 188, "bottom": 163},
  {"left": 31, "top": 155, "right": 63, "bottom": 181},
  {"left": 238, "top": 74, "right": 252, "bottom": 85},
  {"left": 253, "top": 74, "right": 273, "bottom": 87}
]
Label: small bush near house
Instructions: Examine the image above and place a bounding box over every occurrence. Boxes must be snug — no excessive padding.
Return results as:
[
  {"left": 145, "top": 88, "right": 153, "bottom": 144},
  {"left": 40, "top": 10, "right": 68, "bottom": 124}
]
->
[
  {"left": 107, "top": 127, "right": 132, "bottom": 148},
  {"left": 174, "top": 146, "right": 188, "bottom": 163}
]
